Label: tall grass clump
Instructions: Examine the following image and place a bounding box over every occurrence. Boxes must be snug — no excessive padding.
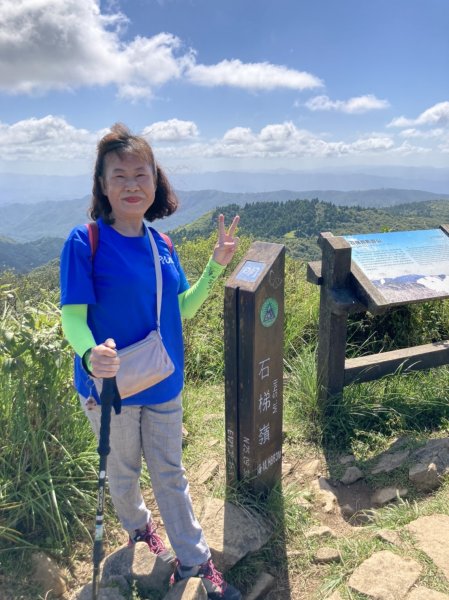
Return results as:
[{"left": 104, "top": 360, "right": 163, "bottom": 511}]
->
[
  {"left": 284, "top": 344, "right": 321, "bottom": 443},
  {"left": 0, "top": 285, "right": 98, "bottom": 554},
  {"left": 284, "top": 274, "right": 449, "bottom": 449},
  {"left": 283, "top": 258, "right": 319, "bottom": 354},
  {"left": 322, "top": 365, "right": 449, "bottom": 450},
  {"left": 347, "top": 299, "right": 449, "bottom": 357}
]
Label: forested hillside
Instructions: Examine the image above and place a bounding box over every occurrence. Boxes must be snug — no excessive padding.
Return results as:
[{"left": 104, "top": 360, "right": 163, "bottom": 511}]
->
[
  {"left": 386, "top": 199, "right": 449, "bottom": 222},
  {"left": 0, "top": 237, "right": 64, "bottom": 273},
  {"left": 4, "top": 197, "right": 449, "bottom": 272},
  {"left": 169, "top": 198, "right": 449, "bottom": 260},
  {"left": 2, "top": 188, "right": 448, "bottom": 243}
]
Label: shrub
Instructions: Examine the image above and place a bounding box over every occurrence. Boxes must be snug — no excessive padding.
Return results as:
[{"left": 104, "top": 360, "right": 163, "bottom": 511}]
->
[{"left": 0, "top": 288, "right": 98, "bottom": 553}]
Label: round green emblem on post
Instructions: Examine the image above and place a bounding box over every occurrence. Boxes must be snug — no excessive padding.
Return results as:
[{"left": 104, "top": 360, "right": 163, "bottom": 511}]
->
[{"left": 260, "top": 298, "right": 279, "bottom": 327}]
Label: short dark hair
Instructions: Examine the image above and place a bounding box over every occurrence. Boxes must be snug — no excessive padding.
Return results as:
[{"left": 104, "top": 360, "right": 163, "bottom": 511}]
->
[{"left": 89, "top": 123, "right": 178, "bottom": 223}]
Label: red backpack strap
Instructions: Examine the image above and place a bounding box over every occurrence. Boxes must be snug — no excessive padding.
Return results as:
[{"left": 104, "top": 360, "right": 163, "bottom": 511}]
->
[
  {"left": 86, "top": 221, "right": 99, "bottom": 260},
  {"left": 86, "top": 223, "right": 171, "bottom": 258},
  {"left": 159, "top": 231, "right": 173, "bottom": 254}
]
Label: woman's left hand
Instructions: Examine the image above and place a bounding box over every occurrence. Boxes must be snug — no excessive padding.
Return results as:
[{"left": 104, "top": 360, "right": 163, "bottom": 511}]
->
[{"left": 213, "top": 214, "right": 240, "bottom": 266}]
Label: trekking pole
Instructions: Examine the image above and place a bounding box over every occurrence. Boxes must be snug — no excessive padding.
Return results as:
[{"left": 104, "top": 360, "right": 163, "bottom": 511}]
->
[{"left": 92, "top": 377, "right": 121, "bottom": 600}]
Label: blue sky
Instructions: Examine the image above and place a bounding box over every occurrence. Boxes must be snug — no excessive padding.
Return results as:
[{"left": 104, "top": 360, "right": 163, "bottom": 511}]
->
[{"left": 0, "top": 0, "right": 448, "bottom": 176}]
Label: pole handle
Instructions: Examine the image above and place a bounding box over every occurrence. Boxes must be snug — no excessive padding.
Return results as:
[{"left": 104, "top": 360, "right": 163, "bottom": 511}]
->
[{"left": 97, "top": 377, "right": 121, "bottom": 456}]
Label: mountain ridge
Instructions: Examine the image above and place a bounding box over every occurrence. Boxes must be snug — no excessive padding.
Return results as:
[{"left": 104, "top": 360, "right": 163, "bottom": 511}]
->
[
  {"left": 4, "top": 195, "right": 449, "bottom": 274},
  {"left": 1, "top": 166, "right": 448, "bottom": 204},
  {"left": 2, "top": 187, "right": 449, "bottom": 243}
]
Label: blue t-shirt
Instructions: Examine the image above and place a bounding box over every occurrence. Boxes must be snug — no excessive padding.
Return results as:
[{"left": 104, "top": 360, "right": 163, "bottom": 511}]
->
[{"left": 60, "top": 219, "right": 189, "bottom": 406}]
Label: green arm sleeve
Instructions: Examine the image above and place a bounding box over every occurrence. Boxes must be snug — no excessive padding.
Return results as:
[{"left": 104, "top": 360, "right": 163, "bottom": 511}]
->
[
  {"left": 178, "top": 257, "right": 226, "bottom": 319},
  {"left": 61, "top": 304, "right": 96, "bottom": 361}
]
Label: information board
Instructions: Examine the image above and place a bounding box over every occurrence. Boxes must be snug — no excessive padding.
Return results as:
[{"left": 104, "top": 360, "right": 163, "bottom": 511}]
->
[{"left": 344, "top": 228, "right": 449, "bottom": 306}]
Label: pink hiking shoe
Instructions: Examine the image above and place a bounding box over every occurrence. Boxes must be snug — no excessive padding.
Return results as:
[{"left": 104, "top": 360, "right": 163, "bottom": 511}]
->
[
  {"left": 128, "top": 521, "right": 174, "bottom": 563},
  {"left": 170, "top": 558, "right": 242, "bottom": 599}
]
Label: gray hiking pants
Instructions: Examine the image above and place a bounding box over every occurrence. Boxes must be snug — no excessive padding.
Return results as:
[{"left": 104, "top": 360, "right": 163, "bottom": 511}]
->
[{"left": 81, "top": 393, "right": 210, "bottom": 565}]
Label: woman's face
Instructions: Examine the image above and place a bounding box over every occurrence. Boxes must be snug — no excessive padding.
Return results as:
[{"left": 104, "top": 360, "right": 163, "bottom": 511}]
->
[{"left": 100, "top": 151, "right": 156, "bottom": 223}]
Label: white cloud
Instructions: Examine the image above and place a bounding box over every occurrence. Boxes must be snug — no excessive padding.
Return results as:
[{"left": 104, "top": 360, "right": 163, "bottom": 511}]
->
[
  {"left": 399, "top": 128, "right": 445, "bottom": 139},
  {"left": 121, "top": 33, "right": 193, "bottom": 88},
  {"left": 305, "top": 94, "right": 390, "bottom": 113},
  {"left": 438, "top": 130, "right": 449, "bottom": 153},
  {"left": 350, "top": 136, "right": 395, "bottom": 151},
  {"left": 390, "top": 141, "right": 431, "bottom": 156},
  {"left": 157, "top": 122, "right": 397, "bottom": 161},
  {"left": 0, "top": 116, "right": 438, "bottom": 171},
  {"left": 0, "top": 0, "right": 322, "bottom": 97},
  {"left": 0, "top": 115, "right": 100, "bottom": 161},
  {"left": 222, "top": 127, "right": 256, "bottom": 144},
  {"left": 388, "top": 101, "right": 449, "bottom": 128},
  {"left": 0, "top": 0, "right": 129, "bottom": 93},
  {"left": 259, "top": 122, "right": 298, "bottom": 142},
  {"left": 187, "top": 59, "right": 323, "bottom": 91},
  {"left": 142, "top": 119, "right": 199, "bottom": 142}
]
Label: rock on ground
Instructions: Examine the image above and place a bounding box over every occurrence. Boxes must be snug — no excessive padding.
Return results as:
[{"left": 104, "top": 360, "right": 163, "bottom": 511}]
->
[
  {"left": 406, "top": 514, "right": 449, "bottom": 582},
  {"left": 408, "top": 438, "right": 449, "bottom": 491},
  {"left": 305, "top": 525, "right": 336, "bottom": 540},
  {"left": 31, "top": 552, "right": 68, "bottom": 598},
  {"left": 375, "top": 529, "right": 402, "bottom": 547},
  {"left": 102, "top": 545, "right": 134, "bottom": 580},
  {"left": 163, "top": 577, "right": 207, "bottom": 600},
  {"left": 244, "top": 572, "right": 275, "bottom": 600},
  {"left": 100, "top": 542, "right": 174, "bottom": 596},
  {"left": 348, "top": 550, "right": 421, "bottom": 600},
  {"left": 407, "top": 588, "right": 449, "bottom": 600},
  {"left": 327, "top": 592, "right": 343, "bottom": 600},
  {"left": 339, "top": 454, "right": 355, "bottom": 465},
  {"left": 131, "top": 543, "right": 175, "bottom": 596},
  {"left": 301, "top": 458, "right": 321, "bottom": 477},
  {"left": 370, "top": 449, "right": 410, "bottom": 475},
  {"left": 75, "top": 582, "right": 127, "bottom": 600},
  {"left": 371, "top": 486, "right": 408, "bottom": 506},
  {"left": 313, "top": 547, "right": 341, "bottom": 564},
  {"left": 310, "top": 477, "right": 339, "bottom": 513},
  {"left": 200, "top": 498, "right": 272, "bottom": 572},
  {"left": 340, "top": 466, "right": 363, "bottom": 485},
  {"left": 103, "top": 575, "right": 130, "bottom": 595},
  {"left": 195, "top": 459, "right": 219, "bottom": 484}
]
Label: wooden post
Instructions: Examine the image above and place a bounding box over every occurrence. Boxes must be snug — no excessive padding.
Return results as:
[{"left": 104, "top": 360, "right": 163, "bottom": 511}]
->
[
  {"left": 224, "top": 241, "right": 285, "bottom": 495},
  {"left": 316, "top": 233, "right": 352, "bottom": 412},
  {"left": 308, "top": 226, "right": 449, "bottom": 411}
]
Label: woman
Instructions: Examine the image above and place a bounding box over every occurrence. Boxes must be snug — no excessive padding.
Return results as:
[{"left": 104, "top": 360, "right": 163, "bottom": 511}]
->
[{"left": 60, "top": 123, "right": 241, "bottom": 599}]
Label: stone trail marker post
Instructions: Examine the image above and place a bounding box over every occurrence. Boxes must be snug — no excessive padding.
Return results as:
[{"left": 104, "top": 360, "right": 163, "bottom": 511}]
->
[{"left": 224, "top": 241, "right": 285, "bottom": 495}]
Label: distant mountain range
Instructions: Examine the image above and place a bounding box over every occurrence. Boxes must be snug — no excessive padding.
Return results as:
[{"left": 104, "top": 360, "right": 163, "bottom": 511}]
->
[
  {"left": 1, "top": 166, "right": 448, "bottom": 204},
  {"left": 0, "top": 173, "right": 89, "bottom": 204},
  {"left": 170, "top": 167, "right": 449, "bottom": 196},
  {"left": 0, "top": 236, "right": 64, "bottom": 273},
  {"left": 2, "top": 188, "right": 449, "bottom": 243},
  {"left": 4, "top": 194, "right": 449, "bottom": 274}
]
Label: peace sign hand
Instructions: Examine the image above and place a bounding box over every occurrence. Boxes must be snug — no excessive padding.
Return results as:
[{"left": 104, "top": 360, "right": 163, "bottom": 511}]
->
[{"left": 213, "top": 214, "right": 240, "bottom": 266}]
